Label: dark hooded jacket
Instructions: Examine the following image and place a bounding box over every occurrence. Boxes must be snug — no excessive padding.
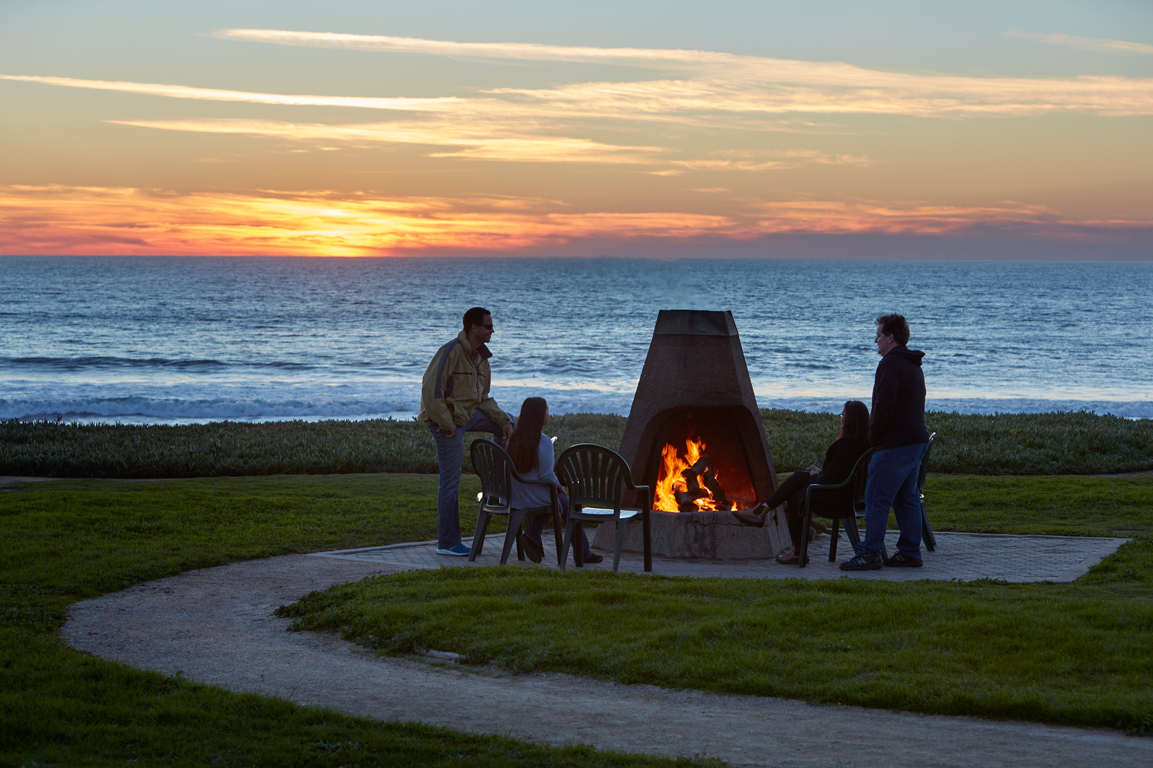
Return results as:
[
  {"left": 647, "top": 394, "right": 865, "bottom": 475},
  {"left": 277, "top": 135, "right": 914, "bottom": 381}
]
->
[{"left": 869, "top": 346, "right": 930, "bottom": 450}]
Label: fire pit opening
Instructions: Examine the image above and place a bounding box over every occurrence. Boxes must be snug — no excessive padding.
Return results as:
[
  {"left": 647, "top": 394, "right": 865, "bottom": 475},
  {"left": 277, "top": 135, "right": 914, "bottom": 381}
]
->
[{"left": 649, "top": 407, "right": 759, "bottom": 514}]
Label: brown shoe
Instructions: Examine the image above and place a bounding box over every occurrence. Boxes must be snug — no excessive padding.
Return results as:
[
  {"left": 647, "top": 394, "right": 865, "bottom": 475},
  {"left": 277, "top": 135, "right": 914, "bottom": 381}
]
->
[
  {"left": 810, "top": 521, "right": 840, "bottom": 539},
  {"left": 774, "top": 547, "right": 808, "bottom": 566},
  {"left": 732, "top": 503, "right": 767, "bottom": 528},
  {"left": 517, "top": 533, "right": 543, "bottom": 563}
]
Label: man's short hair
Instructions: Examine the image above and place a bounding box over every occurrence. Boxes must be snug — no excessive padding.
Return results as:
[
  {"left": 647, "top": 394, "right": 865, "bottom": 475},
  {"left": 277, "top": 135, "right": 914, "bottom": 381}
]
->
[
  {"left": 463, "top": 307, "right": 491, "bottom": 332},
  {"left": 875, "top": 313, "right": 910, "bottom": 346}
]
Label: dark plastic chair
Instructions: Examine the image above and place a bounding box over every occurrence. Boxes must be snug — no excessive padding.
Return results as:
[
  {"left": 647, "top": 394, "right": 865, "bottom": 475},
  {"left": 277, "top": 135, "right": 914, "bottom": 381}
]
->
[
  {"left": 555, "top": 444, "right": 652, "bottom": 573},
  {"left": 798, "top": 448, "right": 875, "bottom": 567},
  {"left": 918, "top": 433, "right": 937, "bottom": 552},
  {"left": 469, "top": 440, "right": 563, "bottom": 565}
]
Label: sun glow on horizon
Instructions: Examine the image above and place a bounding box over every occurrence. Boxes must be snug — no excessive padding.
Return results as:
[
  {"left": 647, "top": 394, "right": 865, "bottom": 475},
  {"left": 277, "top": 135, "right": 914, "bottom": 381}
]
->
[{"left": 1, "top": 184, "right": 1146, "bottom": 257}]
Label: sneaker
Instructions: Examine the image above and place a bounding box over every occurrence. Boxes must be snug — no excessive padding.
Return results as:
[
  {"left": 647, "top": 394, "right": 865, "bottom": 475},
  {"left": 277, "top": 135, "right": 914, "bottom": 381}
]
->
[
  {"left": 436, "top": 543, "right": 471, "bottom": 556},
  {"left": 839, "top": 552, "right": 883, "bottom": 571},
  {"left": 883, "top": 551, "right": 923, "bottom": 568},
  {"left": 582, "top": 553, "right": 604, "bottom": 564}
]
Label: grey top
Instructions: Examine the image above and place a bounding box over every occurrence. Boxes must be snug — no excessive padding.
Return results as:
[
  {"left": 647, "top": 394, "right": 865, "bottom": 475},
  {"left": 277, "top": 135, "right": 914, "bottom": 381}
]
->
[{"left": 510, "top": 433, "right": 558, "bottom": 510}]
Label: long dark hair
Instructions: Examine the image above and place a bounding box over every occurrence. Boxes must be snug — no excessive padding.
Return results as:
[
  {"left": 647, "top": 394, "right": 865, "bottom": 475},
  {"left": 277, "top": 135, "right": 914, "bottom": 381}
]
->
[
  {"left": 838, "top": 400, "right": 869, "bottom": 441},
  {"left": 506, "top": 397, "right": 548, "bottom": 474}
]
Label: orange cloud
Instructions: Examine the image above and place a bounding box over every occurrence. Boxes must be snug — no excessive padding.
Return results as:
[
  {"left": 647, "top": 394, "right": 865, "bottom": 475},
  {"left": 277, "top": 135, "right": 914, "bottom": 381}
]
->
[
  {"left": 1, "top": 186, "right": 1147, "bottom": 257},
  {"left": 746, "top": 199, "right": 1152, "bottom": 237},
  {"left": 0, "top": 185, "right": 732, "bottom": 256}
]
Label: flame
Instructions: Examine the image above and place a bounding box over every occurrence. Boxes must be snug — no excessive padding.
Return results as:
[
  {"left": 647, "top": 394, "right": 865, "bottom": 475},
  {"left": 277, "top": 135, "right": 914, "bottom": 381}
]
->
[{"left": 654, "top": 436, "right": 726, "bottom": 513}]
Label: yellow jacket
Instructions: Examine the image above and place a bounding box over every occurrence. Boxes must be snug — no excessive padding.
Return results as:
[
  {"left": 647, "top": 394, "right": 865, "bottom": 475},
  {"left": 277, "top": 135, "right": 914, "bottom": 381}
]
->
[{"left": 418, "top": 330, "right": 511, "bottom": 431}]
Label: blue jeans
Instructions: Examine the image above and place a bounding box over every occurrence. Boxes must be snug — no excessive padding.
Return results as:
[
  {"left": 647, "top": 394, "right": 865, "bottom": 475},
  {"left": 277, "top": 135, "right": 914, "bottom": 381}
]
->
[
  {"left": 859, "top": 442, "right": 929, "bottom": 560},
  {"left": 430, "top": 410, "right": 506, "bottom": 549}
]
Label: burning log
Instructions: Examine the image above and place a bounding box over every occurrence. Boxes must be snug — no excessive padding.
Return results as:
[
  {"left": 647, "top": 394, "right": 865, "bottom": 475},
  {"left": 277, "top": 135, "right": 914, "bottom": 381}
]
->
[
  {"left": 654, "top": 433, "right": 745, "bottom": 513},
  {"left": 683, "top": 455, "right": 710, "bottom": 479},
  {"left": 700, "top": 468, "right": 732, "bottom": 511},
  {"left": 671, "top": 453, "right": 734, "bottom": 511},
  {"left": 675, "top": 487, "right": 711, "bottom": 511}
]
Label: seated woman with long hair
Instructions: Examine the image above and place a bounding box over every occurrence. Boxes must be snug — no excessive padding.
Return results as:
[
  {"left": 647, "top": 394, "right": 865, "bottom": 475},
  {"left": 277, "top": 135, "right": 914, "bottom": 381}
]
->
[
  {"left": 733, "top": 400, "right": 871, "bottom": 565},
  {"left": 506, "top": 397, "right": 601, "bottom": 565}
]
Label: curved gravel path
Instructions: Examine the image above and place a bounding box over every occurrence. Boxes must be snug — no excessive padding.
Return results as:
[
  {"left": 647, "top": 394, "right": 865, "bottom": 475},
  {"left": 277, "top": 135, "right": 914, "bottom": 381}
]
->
[{"left": 63, "top": 554, "right": 1151, "bottom": 768}]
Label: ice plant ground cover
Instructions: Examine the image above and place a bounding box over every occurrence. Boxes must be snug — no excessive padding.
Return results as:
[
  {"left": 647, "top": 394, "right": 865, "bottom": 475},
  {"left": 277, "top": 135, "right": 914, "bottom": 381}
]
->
[{"left": 3, "top": 409, "right": 1152, "bottom": 478}]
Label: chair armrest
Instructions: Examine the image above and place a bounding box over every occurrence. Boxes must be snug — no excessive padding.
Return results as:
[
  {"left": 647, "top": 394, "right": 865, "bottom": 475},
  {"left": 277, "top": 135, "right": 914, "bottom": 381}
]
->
[{"left": 806, "top": 476, "right": 855, "bottom": 493}]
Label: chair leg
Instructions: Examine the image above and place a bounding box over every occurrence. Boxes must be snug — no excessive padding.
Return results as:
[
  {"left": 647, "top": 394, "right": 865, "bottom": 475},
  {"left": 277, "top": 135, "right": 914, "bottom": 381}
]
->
[
  {"left": 501, "top": 510, "right": 527, "bottom": 565},
  {"left": 559, "top": 518, "right": 577, "bottom": 571},
  {"left": 642, "top": 509, "right": 652, "bottom": 573},
  {"left": 573, "top": 522, "right": 585, "bottom": 568},
  {"left": 844, "top": 518, "right": 862, "bottom": 555},
  {"left": 469, "top": 513, "right": 492, "bottom": 561},
  {"left": 921, "top": 497, "right": 937, "bottom": 552},
  {"left": 829, "top": 519, "right": 840, "bottom": 561},
  {"left": 551, "top": 508, "right": 564, "bottom": 565},
  {"left": 613, "top": 519, "right": 628, "bottom": 573},
  {"left": 799, "top": 506, "right": 812, "bottom": 568}
]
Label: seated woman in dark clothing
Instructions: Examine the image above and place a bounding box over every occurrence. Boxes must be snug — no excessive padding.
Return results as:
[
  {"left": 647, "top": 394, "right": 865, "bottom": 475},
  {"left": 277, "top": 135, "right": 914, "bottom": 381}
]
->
[{"left": 732, "top": 400, "right": 870, "bottom": 564}]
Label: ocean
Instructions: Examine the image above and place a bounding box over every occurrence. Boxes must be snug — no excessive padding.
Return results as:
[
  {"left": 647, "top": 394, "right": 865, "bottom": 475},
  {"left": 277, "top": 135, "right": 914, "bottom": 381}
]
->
[{"left": 1, "top": 256, "right": 1150, "bottom": 424}]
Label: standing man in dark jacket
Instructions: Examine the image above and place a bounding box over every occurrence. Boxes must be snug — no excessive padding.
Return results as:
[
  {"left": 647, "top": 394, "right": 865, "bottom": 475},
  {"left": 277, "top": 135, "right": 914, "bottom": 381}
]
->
[{"left": 841, "top": 313, "right": 931, "bottom": 571}]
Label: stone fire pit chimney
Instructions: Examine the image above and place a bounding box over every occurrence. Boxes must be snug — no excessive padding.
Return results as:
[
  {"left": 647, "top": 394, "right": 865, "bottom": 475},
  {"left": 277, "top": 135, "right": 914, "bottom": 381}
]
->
[{"left": 592, "top": 310, "right": 789, "bottom": 560}]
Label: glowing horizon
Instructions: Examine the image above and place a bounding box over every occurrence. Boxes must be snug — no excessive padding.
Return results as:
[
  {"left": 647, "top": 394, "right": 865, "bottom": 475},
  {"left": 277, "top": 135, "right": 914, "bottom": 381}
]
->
[{"left": 1, "top": 1, "right": 1150, "bottom": 258}]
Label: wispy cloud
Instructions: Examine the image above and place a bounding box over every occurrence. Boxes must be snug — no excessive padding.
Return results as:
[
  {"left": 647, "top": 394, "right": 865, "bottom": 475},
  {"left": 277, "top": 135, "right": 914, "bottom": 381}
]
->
[
  {"left": 217, "top": 28, "right": 1153, "bottom": 117},
  {"left": 0, "top": 74, "right": 457, "bottom": 110},
  {"left": 11, "top": 30, "right": 1152, "bottom": 124},
  {"left": 212, "top": 28, "right": 741, "bottom": 69},
  {"left": 1009, "top": 31, "right": 1153, "bottom": 57},
  {"left": 672, "top": 149, "right": 870, "bottom": 172},
  {"left": 107, "top": 118, "right": 666, "bottom": 164}
]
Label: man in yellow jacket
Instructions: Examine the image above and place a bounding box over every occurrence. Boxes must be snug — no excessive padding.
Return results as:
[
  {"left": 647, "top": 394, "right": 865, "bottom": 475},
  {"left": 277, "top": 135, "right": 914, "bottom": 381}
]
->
[{"left": 418, "top": 307, "right": 514, "bottom": 556}]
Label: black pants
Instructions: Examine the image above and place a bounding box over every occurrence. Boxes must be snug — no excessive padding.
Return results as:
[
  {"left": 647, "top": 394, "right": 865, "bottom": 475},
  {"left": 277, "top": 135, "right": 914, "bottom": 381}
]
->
[
  {"left": 763, "top": 470, "right": 813, "bottom": 551},
  {"left": 765, "top": 470, "right": 854, "bottom": 552}
]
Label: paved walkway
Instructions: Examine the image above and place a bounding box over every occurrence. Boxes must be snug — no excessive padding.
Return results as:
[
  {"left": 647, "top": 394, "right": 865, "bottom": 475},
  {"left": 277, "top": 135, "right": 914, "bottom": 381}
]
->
[
  {"left": 315, "top": 529, "right": 1127, "bottom": 583},
  {"left": 62, "top": 549, "right": 1151, "bottom": 768}
]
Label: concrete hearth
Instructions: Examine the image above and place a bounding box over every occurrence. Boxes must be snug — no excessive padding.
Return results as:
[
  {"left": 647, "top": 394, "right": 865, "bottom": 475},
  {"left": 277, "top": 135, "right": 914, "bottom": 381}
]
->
[{"left": 590, "top": 509, "right": 782, "bottom": 560}]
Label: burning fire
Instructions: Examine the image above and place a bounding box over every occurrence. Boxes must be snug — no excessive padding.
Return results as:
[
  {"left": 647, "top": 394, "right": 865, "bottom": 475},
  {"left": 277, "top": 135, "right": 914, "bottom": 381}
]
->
[{"left": 654, "top": 436, "right": 731, "bottom": 513}]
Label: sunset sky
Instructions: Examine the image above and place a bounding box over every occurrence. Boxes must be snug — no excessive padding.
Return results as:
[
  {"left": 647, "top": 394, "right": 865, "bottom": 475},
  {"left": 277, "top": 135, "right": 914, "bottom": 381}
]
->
[{"left": 2, "top": 0, "right": 1151, "bottom": 258}]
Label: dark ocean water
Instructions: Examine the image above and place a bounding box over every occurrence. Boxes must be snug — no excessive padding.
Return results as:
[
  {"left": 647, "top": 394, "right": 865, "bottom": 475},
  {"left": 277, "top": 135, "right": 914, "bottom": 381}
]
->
[{"left": 1, "top": 256, "right": 1150, "bottom": 424}]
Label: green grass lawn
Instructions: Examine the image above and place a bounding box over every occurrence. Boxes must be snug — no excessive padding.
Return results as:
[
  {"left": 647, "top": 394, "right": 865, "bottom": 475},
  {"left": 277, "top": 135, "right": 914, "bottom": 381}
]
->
[
  {"left": 0, "top": 475, "right": 713, "bottom": 768},
  {"left": 2, "top": 472, "right": 1151, "bottom": 767}
]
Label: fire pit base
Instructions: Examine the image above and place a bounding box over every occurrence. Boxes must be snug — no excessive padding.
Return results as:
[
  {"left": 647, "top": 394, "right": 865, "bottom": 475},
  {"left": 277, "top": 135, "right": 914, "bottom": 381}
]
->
[{"left": 590, "top": 508, "right": 788, "bottom": 560}]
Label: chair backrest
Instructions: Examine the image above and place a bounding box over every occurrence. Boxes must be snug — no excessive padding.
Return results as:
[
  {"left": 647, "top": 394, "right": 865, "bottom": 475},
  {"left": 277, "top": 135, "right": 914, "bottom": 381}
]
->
[
  {"left": 916, "top": 432, "right": 936, "bottom": 493},
  {"left": 555, "top": 444, "right": 634, "bottom": 514},
  {"left": 850, "top": 448, "right": 876, "bottom": 516},
  {"left": 470, "top": 439, "right": 512, "bottom": 509}
]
